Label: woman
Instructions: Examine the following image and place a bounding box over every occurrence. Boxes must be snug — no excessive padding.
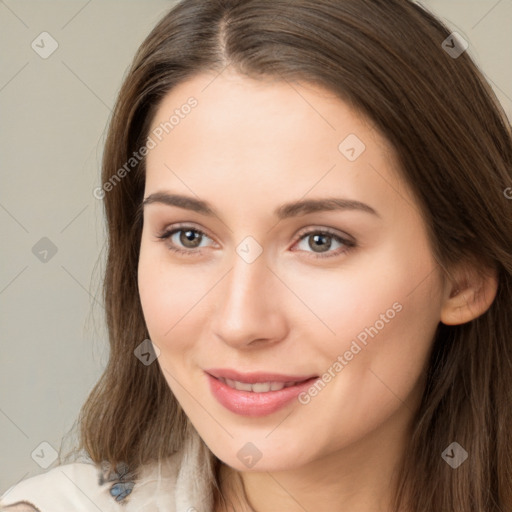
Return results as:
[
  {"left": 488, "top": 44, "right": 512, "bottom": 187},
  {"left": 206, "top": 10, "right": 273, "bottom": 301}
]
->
[{"left": 2, "top": 0, "right": 511, "bottom": 511}]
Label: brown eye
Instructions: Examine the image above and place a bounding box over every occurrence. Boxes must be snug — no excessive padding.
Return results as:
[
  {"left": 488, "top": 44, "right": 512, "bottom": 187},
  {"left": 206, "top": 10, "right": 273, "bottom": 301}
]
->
[
  {"left": 156, "top": 224, "right": 214, "bottom": 256},
  {"left": 178, "top": 228, "right": 203, "bottom": 248},
  {"left": 308, "top": 233, "right": 335, "bottom": 253},
  {"left": 293, "top": 228, "right": 356, "bottom": 259}
]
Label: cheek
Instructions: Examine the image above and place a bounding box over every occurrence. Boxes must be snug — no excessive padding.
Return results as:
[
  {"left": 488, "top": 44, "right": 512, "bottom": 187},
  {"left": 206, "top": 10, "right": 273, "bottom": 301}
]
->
[
  {"left": 138, "top": 241, "right": 206, "bottom": 342},
  {"left": 137, "top": 239, "right": 225, "bottom": 399},
  {"left": 137, "top": 245, "right": 208, "bottom": 400},
  {"left": 280, "top": 237, "right": 441, "bottom": 358},
  {"left": 293, "top": 240, "right": 442, "bottom": 439}
]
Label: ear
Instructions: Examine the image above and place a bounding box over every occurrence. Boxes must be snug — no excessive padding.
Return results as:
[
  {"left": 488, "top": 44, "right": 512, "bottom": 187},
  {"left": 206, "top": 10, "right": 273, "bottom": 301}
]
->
[{"left": 440, "top": 263, "right": 498, "bottom": 326}]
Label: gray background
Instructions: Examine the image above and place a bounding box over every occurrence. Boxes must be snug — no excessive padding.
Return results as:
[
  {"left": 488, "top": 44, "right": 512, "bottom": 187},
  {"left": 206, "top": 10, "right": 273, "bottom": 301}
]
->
[{"left": 1, "top": 0, "right": 511, "bottom": 493}]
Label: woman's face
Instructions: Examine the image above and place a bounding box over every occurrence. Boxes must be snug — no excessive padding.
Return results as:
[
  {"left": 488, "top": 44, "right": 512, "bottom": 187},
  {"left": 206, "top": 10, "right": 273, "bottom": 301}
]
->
[{"left": 138, "top": 70, "right": 446, "bottom": 472}]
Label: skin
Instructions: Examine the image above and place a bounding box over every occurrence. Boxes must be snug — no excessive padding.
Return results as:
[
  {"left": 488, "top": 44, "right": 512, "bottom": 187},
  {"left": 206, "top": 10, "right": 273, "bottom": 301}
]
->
[{"left": 137, "top": 68, "right": 497, "bottom": 512}]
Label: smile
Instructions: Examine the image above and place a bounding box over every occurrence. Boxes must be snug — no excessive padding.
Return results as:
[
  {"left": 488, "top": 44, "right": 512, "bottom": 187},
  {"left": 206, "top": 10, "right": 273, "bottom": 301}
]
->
[
  {"left": 217, "top": 378, "right": 300, "bottom": 393},
  {"left": 205, "top": 371, "right": 319, "bottom": 417}
]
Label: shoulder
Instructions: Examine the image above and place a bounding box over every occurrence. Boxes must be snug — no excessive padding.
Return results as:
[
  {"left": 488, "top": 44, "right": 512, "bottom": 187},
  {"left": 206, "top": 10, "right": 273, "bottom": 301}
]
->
[
  {"left": 2, "top": 506, "right": 38, "bottom": 512},
  {"left": 0, "top": 461, "right": 107, "bottom": 511},
  {"left": 0, "top": 452, "right": 183, "bottom": 512}
]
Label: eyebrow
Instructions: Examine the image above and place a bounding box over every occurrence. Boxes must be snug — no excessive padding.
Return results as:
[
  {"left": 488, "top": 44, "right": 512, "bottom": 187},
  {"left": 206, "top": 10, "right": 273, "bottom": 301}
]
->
[{"left": 142, "top": 191, "right": 380, "bottom": 219}]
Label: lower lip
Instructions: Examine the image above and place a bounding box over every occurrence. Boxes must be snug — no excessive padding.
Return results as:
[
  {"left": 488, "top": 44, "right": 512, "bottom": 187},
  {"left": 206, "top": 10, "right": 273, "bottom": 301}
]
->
[{"left": 206, "top": 373, "right": 318, "bottom": 417}]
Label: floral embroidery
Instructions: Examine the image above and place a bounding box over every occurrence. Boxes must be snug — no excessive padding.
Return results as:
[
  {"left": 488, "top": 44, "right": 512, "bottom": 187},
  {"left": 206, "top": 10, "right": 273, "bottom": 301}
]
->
[{"left": 98, "top": 460, "right": 136, "bottom": 503}]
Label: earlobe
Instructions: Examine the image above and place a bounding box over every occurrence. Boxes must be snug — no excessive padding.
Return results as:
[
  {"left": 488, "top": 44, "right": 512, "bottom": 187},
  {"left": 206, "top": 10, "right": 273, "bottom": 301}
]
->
[{"left": 440, "top": 266, "right": 498, "bottom": 326}]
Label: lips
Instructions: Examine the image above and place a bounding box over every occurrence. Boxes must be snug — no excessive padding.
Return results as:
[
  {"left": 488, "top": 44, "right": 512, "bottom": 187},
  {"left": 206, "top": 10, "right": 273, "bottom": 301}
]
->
[
  {"left": 205, "top": 368, "right": 319, "bottom": 417},
  {"left": 205, "top": 368, "right": 317, "bottom": 384}
]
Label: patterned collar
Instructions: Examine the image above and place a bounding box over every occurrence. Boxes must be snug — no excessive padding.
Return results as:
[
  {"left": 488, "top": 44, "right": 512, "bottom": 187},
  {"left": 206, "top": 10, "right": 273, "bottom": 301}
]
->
[
  {"left": 97, "top": 460, "right": 136, "bottom": 502},
  {"left": 95, "top": 429, "right": 216, "bottom": 511}
]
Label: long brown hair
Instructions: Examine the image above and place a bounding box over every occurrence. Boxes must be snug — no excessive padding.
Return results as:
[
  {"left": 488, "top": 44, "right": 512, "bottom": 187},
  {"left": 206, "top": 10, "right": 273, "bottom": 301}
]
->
[{"left": 72, "top": 1, "right": 512, "bottom": 510}]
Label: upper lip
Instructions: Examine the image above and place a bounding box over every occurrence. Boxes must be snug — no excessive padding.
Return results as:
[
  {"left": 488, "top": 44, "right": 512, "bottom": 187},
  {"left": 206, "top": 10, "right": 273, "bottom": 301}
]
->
[{"left": 205, "top": 368, "right": 318, "bottom": 384}]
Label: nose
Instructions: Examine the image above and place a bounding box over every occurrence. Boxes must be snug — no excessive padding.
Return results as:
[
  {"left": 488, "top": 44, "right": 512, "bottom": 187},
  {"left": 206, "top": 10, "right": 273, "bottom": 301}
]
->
[{"left": 211, "top": 248, "right": 288, "bottom": 349}]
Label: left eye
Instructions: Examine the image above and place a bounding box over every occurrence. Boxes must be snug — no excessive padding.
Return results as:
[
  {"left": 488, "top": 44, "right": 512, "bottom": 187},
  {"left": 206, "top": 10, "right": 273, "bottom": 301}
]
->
[
  {"left": 293, "top": 229, "right": 354, "bottom": 259},
  {"left": 156, "top": 225, "right": 355, "bottom": 259}
]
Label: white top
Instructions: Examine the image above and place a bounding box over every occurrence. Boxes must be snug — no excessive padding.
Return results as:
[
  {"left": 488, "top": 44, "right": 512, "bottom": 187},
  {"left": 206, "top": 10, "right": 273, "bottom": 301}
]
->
[{"left": 0, "top": 432, "right": 215, "bottom": 512}]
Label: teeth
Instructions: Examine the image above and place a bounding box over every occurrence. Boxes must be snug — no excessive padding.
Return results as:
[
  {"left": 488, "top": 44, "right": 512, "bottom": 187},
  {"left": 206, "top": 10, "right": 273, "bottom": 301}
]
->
[{"left": 219, "top": 377, "right": 298, "bottom": 393}]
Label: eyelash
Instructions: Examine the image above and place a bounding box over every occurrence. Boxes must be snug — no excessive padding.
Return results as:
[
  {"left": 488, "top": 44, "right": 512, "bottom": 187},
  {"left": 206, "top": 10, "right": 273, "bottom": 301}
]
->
[{"left": 155, "top": 223, "right": 356, "bottom": 260}]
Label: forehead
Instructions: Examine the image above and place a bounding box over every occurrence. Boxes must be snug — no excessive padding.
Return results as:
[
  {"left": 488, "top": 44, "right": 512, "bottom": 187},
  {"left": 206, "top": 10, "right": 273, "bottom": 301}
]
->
[
  {"left": 144, "top": 69, "right": 409, "bottom": 219},
  {"left": 148, "top": 69, "right": 392, "bottom": 152}
]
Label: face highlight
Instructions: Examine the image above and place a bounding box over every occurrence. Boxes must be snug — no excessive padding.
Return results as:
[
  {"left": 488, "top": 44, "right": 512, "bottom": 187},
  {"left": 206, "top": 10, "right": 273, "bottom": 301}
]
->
[{"left": 137, "top": 69, "right": 445, "bottom": 475}]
